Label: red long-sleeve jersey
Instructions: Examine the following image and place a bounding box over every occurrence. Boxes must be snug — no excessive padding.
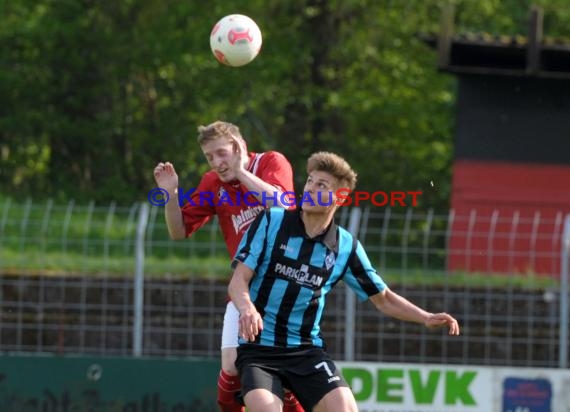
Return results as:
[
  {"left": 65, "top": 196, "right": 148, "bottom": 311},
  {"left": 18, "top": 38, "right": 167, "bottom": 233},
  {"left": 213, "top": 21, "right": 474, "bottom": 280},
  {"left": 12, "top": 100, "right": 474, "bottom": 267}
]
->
[{"left": 180, "top": 151, "right": 294, "bottom": 258}]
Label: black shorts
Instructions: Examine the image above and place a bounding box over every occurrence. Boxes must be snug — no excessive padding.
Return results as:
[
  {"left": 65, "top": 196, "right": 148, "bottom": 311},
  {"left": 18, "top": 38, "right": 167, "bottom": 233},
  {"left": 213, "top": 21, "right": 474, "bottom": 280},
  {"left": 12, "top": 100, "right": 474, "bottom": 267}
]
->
[{"left": 235, "top": 344, "right": 349, "bottom": 411}]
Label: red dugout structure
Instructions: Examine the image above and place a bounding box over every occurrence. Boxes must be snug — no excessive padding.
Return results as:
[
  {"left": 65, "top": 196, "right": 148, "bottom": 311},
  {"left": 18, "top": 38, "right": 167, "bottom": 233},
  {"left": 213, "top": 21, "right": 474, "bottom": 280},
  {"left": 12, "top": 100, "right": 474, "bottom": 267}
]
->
[{"left": 423, "top": 6, "right": 570, "bottom": 276}]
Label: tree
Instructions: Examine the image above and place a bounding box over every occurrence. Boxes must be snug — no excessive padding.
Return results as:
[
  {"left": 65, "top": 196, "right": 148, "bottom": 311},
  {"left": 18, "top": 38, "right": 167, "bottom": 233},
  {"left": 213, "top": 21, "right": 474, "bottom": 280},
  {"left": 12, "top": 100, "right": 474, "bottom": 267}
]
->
[{"left": 1, "top": 0, "right": 569, "bottom": 209}]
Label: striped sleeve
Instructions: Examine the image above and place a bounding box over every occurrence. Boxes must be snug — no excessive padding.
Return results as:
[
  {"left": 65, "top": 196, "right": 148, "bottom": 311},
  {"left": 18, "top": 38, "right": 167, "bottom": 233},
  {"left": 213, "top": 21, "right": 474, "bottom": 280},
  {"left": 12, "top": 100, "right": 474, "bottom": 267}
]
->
[
  {"left": 232, "top": 209, "right": 271, "bottom": 270},
  {"left": 343, "top": 240, "right": 387, "bottom": 301}
]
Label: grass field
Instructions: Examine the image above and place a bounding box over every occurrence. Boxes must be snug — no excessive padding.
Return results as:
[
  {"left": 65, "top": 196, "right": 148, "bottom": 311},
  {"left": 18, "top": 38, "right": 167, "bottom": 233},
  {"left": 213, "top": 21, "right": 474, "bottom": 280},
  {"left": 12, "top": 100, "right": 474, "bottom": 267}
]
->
[{"left": 0, "top": 197, "right": 560, "bottom": 289}]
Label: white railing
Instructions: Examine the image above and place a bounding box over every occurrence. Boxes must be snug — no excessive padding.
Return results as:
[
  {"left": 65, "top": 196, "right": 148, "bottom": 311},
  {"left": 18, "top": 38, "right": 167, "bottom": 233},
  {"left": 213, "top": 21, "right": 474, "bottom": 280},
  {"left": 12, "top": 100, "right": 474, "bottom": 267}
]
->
[{"left": 0, "top": 198, "right": 567, "bottom": 368}]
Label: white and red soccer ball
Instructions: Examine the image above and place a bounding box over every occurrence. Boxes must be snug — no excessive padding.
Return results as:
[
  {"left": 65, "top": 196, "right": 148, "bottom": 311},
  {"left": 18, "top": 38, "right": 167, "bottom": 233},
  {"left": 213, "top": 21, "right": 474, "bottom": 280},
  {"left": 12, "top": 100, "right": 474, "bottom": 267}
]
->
[{"left": 210, "top": 14, "right": 262, "bottom": 67}]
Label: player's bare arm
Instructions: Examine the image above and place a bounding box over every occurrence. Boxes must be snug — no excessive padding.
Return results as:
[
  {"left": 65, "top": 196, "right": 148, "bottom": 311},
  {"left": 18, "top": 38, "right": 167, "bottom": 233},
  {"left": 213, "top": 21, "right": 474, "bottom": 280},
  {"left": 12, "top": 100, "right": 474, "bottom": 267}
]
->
[
  {"left": 153, "top": 162, "right": 186, "bottom": 240},
  {"left": 229, "top": 137, "right": 290, "bottom": 208},
  {"left": 370, "top": 288, "right": 460, "bottom": 335},
  {"left": 228, "top": 262, "right": 263, "bottom": 342}
]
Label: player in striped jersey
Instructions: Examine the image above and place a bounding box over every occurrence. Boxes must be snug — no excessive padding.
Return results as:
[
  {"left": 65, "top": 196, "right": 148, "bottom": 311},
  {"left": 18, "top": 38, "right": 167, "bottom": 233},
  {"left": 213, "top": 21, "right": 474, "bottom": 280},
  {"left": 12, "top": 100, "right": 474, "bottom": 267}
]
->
[
  {"left": 228, "top": 152, "right": 460, "bottom": 412},
  {"left": 154, "top": 121, "right": 303, "bottom": 412}
]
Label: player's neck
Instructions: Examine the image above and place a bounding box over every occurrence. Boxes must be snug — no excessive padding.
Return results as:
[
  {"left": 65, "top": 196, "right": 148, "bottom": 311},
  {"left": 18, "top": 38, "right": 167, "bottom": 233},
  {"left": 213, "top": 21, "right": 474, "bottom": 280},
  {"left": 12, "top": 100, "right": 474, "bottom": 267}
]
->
[{"left": 300, "top": 210, "right": 334, "bottom": 238}]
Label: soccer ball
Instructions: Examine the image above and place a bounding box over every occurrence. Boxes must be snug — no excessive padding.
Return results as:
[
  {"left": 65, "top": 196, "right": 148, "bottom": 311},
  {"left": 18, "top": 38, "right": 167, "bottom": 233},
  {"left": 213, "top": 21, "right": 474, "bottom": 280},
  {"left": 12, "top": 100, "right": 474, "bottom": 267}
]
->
[{"left": 210, "top": 14, "right": 262, "bottom": 67}]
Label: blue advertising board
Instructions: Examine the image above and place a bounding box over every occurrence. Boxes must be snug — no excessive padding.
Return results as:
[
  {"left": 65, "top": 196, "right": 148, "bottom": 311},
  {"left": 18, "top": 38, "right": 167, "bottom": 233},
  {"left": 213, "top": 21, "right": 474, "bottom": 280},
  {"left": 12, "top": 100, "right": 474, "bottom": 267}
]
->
[{"left": 503, "top": 377, "right": 551, "bottom": 412}]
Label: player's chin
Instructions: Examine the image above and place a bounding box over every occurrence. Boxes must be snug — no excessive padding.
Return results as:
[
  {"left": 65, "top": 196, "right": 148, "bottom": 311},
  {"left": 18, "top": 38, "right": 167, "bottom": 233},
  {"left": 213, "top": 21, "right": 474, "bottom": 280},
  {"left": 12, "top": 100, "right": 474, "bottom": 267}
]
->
[
  {"left": 301, "top": 203, "right": 329, "bottom": 214},
  {"left": 300, "top": 202, "right": 317, "bottom": 211},
  {"left": 217, "top": 172, "right": 236, "bottom": 182}
]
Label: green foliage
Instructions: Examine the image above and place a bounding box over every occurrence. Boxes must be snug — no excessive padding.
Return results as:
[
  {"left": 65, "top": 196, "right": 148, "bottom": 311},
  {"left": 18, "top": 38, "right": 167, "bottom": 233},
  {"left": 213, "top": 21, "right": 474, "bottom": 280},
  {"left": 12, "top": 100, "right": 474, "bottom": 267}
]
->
[
  {"left": 0, "top": 196, "right": 230, "bottom": 276},
  {"left": 1, "top": 0, "right": 569, "bottom": 210},
  {"left": 0, "top": 196, "right": 560, "bottom": 288}
]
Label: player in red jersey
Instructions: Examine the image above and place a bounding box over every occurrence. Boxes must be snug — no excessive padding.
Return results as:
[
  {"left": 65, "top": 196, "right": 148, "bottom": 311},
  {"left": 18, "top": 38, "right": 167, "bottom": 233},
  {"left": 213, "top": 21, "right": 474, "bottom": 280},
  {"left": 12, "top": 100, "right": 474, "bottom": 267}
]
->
[{"left": 153, "top": 121, "right": 303, "bottom": 412}]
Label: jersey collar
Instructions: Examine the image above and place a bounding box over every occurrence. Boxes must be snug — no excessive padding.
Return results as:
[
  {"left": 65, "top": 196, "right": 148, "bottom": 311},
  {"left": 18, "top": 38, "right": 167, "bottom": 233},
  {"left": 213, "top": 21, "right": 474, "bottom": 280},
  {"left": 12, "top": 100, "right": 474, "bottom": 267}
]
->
[
  {"left": 292, "top": 209, "right": 338, "bottom": 252},
  {"left": 245, "top": 152, "right": 257, "bottom": 172}
]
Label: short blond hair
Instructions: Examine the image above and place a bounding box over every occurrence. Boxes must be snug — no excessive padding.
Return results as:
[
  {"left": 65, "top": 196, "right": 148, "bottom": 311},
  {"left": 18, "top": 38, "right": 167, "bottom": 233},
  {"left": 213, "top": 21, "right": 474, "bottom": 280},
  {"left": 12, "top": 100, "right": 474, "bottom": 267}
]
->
[
  {"left": 307, "top": 152, "right": 358, "bottom": 191},
  {"left": 197, "top": 121, "right": 242, "bottom": 145}
]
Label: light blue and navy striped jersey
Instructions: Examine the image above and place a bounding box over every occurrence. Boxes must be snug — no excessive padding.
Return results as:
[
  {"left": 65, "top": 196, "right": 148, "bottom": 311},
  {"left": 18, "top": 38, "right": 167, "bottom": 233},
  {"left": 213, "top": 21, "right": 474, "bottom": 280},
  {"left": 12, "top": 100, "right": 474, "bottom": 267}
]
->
[{"left": 233, "top": 207, "right": 387, "bottom": 348}]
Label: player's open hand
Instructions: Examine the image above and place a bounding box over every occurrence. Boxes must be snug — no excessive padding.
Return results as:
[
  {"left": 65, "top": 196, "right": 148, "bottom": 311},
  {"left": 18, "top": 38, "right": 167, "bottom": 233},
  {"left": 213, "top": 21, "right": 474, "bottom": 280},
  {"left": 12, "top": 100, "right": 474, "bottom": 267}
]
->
[
  {"left": 238, "top": 307, "right": 263, "bottom": 342},
  {"left": 228, "top": 136, "right": 249, "bottom": 177},
  {"left": 424, "top": 313, "right": 460, "bottom": 335},
  {"left": 154, "top": 162, "right": 178, "bottom": 192}
]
